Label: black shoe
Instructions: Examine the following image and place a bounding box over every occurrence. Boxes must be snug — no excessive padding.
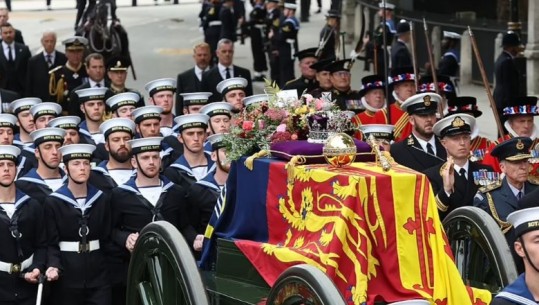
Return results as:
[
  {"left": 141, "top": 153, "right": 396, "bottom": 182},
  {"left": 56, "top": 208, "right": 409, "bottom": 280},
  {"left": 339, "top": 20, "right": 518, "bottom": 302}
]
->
[
  {"left": 315, "top": 8, "right": 321, "bottom": 13},
  {"left": 253, "top": 75, "right": 266, "bottom": 82}
]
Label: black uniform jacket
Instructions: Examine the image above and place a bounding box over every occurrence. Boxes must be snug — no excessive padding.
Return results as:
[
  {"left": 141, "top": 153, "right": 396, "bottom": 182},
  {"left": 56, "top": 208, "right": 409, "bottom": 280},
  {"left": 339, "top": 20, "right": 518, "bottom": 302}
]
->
[
  {"left": 44, "top": 184, "right": 112, "bottom": 289},
  {"left": 175, "top": 67, "right": 202, "bottom": 115},
  {"left": 0, "top": 190, "right": 47, "bottom": 302},
  {"left": 25, "top": 51, "right": 67, "bottom": 101},
  {"left": 283, "top": 75, "right": 318, "bottom": 98},
  {"left": 109, "top": 175, "right": 191, "bottom": 284},
  {"left": 163, "top": 152, "right": 216, "bottom": 189},
  {"left": 493, "top": 51, "right": 519, "bottom": 110},
  {"left": 16, "top": 168, "right": 67, "bottom": 204},
  {"left": 89, "top": 160, "right": 135, "bottom": 193},
  {"left": 185, "top": 171, "right": 220, "bottom": 245},
  {"left": 200, "top": 65, "right": 253, "bottom": 103},
  {"left": 390, "top": 134, "right": 447, "bottom": 173},
  {"left": 424, "top": 161, "right": 493, "bottom": 219}
]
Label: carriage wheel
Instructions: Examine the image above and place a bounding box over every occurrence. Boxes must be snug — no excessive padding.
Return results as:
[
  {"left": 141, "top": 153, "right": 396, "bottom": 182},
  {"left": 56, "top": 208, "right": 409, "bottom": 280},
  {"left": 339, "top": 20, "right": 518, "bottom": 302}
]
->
[
  {"left": 443, "top": 206, "right": 518, "bottom": 293},
  {"left": 265, "top": 264, "right": 347, "bottom": 305},
  {"left": 126, "top": 221, "right": 209, "bottom": 305}
]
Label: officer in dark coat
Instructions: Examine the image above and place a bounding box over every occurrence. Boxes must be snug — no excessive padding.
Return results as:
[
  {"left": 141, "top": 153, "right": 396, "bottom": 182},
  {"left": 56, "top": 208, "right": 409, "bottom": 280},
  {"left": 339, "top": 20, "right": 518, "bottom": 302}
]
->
[
  {"left": 248, "top": 0, "right": 268, "bottom": 81},
  {"left": 317, "top": 9, "right": 339, "bottom": 61},
  {"left": 324, "top": 59, "right": 362, "bottom": 113},
  {"left": 390, "top": 93, "right": 447, "bottom": 172},
  {"left": 474, "top": 137, "right": 537, "bottom": 273},
  {"left": 307, "top": 59, "right": 333, "bottom": 98},
  {"left": 48, "top": 37, "right": 89, "bottom": 116},
  {"left": 265, "top": 0, "right": 281, "bottom": 85},
  {"left": 219, "top": 0, "right": 237, "bottom": 42},
  {"left": 201, "top": 0, "right": 222, "bottom": 63},
  {"left": 423, "top": 113, "right": 493, "bottom": 220},
  {"left": 164, "top": 114, "right": 215, "bottom": 189},
  {"left": 277, "top": 0, "right": 300, "bottom": 87},
  {"left": 491, "top": 207, "right": 539, "bottom": 305},
  {"left": 390, "top": 19, "right": 412, "bottom": 70},
  {"left": 0, "top": 145, "right": 47, "bottom": 305},
  {"left": 106, "top": 57, "right": 144, "bottom": 109},
  {"left": 110, "top": 137, "right": 191, "bottom": 305},
  {"left": 15, "top": 128, "right": 67, "bottom": 204},
  {"left": 283, "top": 47, "right": 318, "bottom": 97},
  {"left": 89, "top": 118, "right": 136, "bottom": 193},
  {"left": 493, "top": 31, "right": 521, "bottom": 127},
  {"left": 438, "top": 31, "right": 461, "bottom": 77}
]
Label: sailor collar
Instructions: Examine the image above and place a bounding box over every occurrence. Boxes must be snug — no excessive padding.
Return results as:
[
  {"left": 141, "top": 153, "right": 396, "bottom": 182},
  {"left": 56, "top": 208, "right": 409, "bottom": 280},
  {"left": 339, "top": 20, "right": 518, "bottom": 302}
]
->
[
  {"left": 50, "top": 184, "right": 103, "bottom": 213},
  {"left": 196, "top": 170, "right": 220, "bottom": 192},
  {"left": 495, "top": 274, "right": 537, "bottom": 305},
  {"left": 18, "top": 168, "right": 67, "bottom": 187},
  {"left": 118, "top": 175, "right": 174, "bottom": 196},
  {"left": 170, "top": 152, "right": 216, "bottom": 177}
]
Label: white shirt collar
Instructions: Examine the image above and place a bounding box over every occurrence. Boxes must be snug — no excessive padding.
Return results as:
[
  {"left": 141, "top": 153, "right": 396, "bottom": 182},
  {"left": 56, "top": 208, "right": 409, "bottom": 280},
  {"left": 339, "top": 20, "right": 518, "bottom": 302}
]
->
[
  {"left": 414, "top": 135, "right": 436, "bottom": 155},
  {"left": 1, "top": 41, "right": 13, "bottom": 49},
  {"left": 218, "top": 63, "right": 233, "bottom": 78},
  {"left": 507, "top": 180, "right": 524, "bottom": 198},
  {"left": 453, "top": 160, "right": 469, "bottom": 176},
  {"left": 44, "top": 50, "right": 56, "bottom": 58},
  {"left": 194, "top": 65, "right": 207, "bottom": 81},
  {"left": 89, "top": 79, "right": 105, "bottom": 88}
]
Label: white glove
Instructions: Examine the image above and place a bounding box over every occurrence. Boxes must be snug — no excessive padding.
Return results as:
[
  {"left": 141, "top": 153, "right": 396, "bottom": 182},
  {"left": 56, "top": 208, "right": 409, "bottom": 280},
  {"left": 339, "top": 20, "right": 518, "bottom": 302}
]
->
[{"left": 349, "top": 50, "right": 359, "bottom": 60}]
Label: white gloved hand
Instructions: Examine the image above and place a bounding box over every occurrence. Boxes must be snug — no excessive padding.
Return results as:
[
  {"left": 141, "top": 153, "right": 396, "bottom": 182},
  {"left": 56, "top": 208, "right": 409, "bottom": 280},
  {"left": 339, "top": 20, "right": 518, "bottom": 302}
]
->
[{"left": 349, "top": 50, "right": 359, "bottom": 60}]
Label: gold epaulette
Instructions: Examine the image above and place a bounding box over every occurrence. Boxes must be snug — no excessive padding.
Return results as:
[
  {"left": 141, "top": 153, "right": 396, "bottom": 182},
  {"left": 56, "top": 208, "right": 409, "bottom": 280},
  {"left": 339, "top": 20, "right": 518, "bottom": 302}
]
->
[
  {"left": 48, "top": 65, "right": 63, "bottom": 75},
  {"left": 478, "top": 180, "right": 502, "bottom": 193},
  {"left": 528, "top": 175, "right": 539, "bottom": 185},
  {"left": 486, "top": 192, "right": 512, "bottom": 233}
]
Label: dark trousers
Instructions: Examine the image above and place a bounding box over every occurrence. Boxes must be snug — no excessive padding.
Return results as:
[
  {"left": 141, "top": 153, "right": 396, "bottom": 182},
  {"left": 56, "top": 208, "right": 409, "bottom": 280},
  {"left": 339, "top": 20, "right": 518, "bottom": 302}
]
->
[
  {"left": 205, "top": 26, "right": 221, "bottom": 66},
  {"left": 4, "top": 0, "right": 11, "bottom": 10},
  {"left": 250, "top": 27, "right": 268, "bottom": 73},
  {"left": 51, "top": 285, "right": 111, "bottom": 305},
  {"left": 279, "top": 48, "right": 294, "bottom": 87},
  {"left": 111, "top": 285, "right": 126, "bottom": 305},
  {"left": 0, "top": 299, "right": 35, "bottom": 305},
  {"left": 316, "top": 0, "right": 321, "bottom": 9},
  {"left": 268, "top": 51, "right": 280, "bottom": 85},
  {"left": 300, "top": 0, "right": 310, "bottom": 21}
]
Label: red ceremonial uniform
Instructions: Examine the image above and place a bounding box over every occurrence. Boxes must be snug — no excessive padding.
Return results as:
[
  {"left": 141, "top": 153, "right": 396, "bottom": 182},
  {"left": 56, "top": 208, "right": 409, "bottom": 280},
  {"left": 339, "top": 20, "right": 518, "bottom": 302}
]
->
[
  {"left": 352, "top": 110, "right": 388, "bottom": 139},
  {"left": 469, "top": 135, "right": 492, "bottom": 164},
  {"left": 374, "top": 103, "right": 411, "bottom": 142}
]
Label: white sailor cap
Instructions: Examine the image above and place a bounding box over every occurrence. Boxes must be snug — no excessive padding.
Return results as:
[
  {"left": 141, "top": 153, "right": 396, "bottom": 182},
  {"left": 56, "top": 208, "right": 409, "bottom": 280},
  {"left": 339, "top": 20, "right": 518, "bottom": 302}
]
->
[
  {"left": 401, "top": 93, "right": 442, "bottom": 115},
  {"left": 48, "top": 116, "right": 81, "bottom": 130},
  {"left": 433, "top": 113, "right": 475, "bottom": 138},
  {"left": 106, "top": 92, "right": 140, "bottom": 112},
  {"left": 30, "top": 127, "right": 66, "bottom": 146},
  {"left": 283, "top": 0, "right": 297, "bottom": 9},
  {"left": 0, "top": 145, "right": 21, "bottom": 161},
  {"left": 200, "top": 102, "right": 233, "bottom": 117},
  {"left": 443, "top": 31, "right": 462, "bottom": 40},
  {"left": 132, "top": 106, "right": 163, "bottom": 124},
  {"left": 207, "top": 133, "right": 227, "bottom": 151},
  {"left": 242, "top": 94, "right": 270, "bottom": 107},
  {"left": 216, "top": 77, "right": 248, "bottom": 95},
  {"left": 127, "top": 137, "right": 163, "bottom": 155},
  {"left": 507, "top": 207, "right": 539, "bottom": 237},
  {"left": 144, "top": 78, "right": 177, "bottom": 97},
  {"left": 75, "top": 87, "right": 108, "bottom": 103},
  {"left": 30, "top": 102, "right": 62, "bottom": 120},
  {"left": 359, "top": 124, "right": 395, "bottom": 141},
  {"left": 0, "top": 114, "right": 18, "bottom": 129},
  {"left": 9, "top": 98, "right": 42, "bottom": 114},
  {"left": 59, "top": 144, "right": 96, "bottom": 162},
  {"left": 378, "top": 2, "right": 395, "bottom": 10},
  {"left": 99, "top": 118, "right": 136, "bottom": 139},
  {"left": 174, "top": 114, "right": 209, "bottom": 133},
  {"left": 181, "top": 92, "right": 212, "bottom": 107},
  {"left": 62, "top": 36, "right": 88, "bottom": 50}
]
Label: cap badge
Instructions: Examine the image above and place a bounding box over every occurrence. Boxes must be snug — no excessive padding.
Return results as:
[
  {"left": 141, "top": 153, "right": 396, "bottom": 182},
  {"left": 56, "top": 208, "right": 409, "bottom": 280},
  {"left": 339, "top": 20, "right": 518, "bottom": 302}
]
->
[
  {"left": 116, "top": 61, "right": 121, "bottom": 67},
  {"left": 423, "top": 95, "right": 432, "bottom": 106},
  {"left": 516, "top": 139, "right": 525, "bottom": 150},
  {"left": 451, "top": 116, "right": 465, "bottom": 128}
]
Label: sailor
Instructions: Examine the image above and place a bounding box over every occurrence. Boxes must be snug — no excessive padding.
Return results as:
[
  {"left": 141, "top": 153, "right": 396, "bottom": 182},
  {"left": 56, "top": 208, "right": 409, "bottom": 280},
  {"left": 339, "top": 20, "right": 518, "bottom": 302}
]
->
[
  {"left": 358, "top": 124, "right": 394, "bottom": 152},
  {"left": 482, "top": 96, "right": 539, "bottom": 178},
  {"left": 180, "top": 92, "right": 212, "bottom": 115},
  {"left": 132, "top": 106, "right": 163, "bottom": 139},
  {"left": 216, "top": 77, "right": 248, "bottom": 113},
  {"left": 106, "top": 56, "right": 144, "bottom": 108},
  {"left": 0, "top": 114, "right": 31, "bottom": 178},
  {"left": 0, "top": 145, "right": 46, "bottom": 305},
  {"left": 200, "top": 102, "right": 233, "bottom": 153},
  {"left": 423, "top": 113, "right": 492, "bottom": 219},
  {"left": 89, "top": 118, "right": 136, "bottom": 193},
  {"left": 390, "top": 93, "right": 447, "bottom": 172},
  {"left": 145, "top": 78, "right": 177, "bottom": 137},
  {"left": 44, "top": 143, "right": 112, "bottom": 305},
  {"left": 185, "top": 133, "right": 230, "bottom": 253},
  {"left": 242, "top": 94, "right": 269, "bottom": 109},
  {"left": 491, "top": 207, "right": 539, "bottom": 304},
  {"left": 200, "top": 0, "right": 222, "bottom": 64},
  {"left": 9, "top": 98, "right": 40, "bottom": 148},
  {"left": 438, "top": 31, "right": 461, "bottom": 77},
  {"left": 277, "top": 0, "right": 299, "bottom": 87},
  {"left": 283, "top": 47, "right": 319, "bottom": 97},
  {"left": 164, "top": 114, "right": 215, "bottom": 189},
  {"left": 75, "top": 87, "right": 108, "bottom": 146},
  {"left": 110, "top": 137, "right": 189, "bottom": 305},
  {"left": 307, "top": 58, "right": 333, "bottom": 99},
  {"left": 318, "top": 9, "right": 340, "bottom": 61},
  {"left": 373, "top": 67, "right": 416, "bottom": 141},
  {"left": 248, "top": 0, "right": 268, "bottom": 81},
  {"left": 364, "top": 2, "right": 396, "bottom": 74},
  {"left": 445, "top": 96, "right": 492, "bottom": 162},
  {"left": 105, "top": 91, "right": 140, "bottom": 121},
  {"left": 352, "top": 75, "right": 388, "bottom": 128},
  {"left": 48, "top": 37, "right": 89, "bottom": 115},
  {"left": 15, "top": 128, "right": 66, "bottom": 203},
  {"left": 325, "top": 59, "right": 362, "bottom": 113},
  {"left": 47, "top": 116, "right": 83, "bottom": 145},
  {"left": 474, "top": 137, "right": 537, "bottom": 273},
  {"left": 29, "top": 102, "right": 62, "bottom": 130}
]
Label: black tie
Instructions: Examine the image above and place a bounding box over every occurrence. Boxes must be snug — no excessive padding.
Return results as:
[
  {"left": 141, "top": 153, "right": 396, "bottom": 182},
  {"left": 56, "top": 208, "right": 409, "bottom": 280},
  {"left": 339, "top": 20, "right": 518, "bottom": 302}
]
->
[
  {"left": 426, "top": 143, "right": 434, "bottom": 155},
  {"left": 7, "top": 45, "right": 13, "bottom": 62},
  {"left": 95, "top": 83, "right": 101, "bottom": 88},
  {"left": 517, "top": 191, "right": 523, "bottom": 200},
  {"left": 46, "top": 54, "right": 53, "bottom": 67},
  {"left": 225, "top": 67, "right": 231, "bottom": 79},
  {"left": 459, "top": 168, "right": 467, "bottom": 180}
]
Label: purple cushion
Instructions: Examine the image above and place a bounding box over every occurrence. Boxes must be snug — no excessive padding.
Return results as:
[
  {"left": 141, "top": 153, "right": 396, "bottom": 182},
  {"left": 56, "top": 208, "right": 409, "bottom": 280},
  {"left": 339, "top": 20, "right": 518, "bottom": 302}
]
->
[{"left": 270, "top": 139, "right": 376, "bottom": 164}]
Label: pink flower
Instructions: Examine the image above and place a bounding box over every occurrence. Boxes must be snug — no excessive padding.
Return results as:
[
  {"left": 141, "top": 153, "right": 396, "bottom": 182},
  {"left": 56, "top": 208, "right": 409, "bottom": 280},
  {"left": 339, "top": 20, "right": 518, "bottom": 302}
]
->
[
  {"left": 276, "top": 123, "right": 287, "bottom": 132},
  {"left": 303, "top": 94, "right": 314, "bottom": 103},
  {"left": 258, "top": 119, "right": 265, "bottom": 130},
  {"left": 315, "top": 99, "right": 326, "bottom": 111},
  {"left": 242, "top": 120, "right": 254, "bottom": 131}
]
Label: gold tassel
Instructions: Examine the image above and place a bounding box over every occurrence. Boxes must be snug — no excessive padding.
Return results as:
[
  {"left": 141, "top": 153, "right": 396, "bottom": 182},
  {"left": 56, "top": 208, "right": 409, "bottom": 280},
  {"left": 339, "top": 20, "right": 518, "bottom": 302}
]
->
[
  {"left": 285, "top": 155, "right": 305, "bottom": 184},
  {"left": 244, "top": 150, "right": 269, "bottom": 170}
]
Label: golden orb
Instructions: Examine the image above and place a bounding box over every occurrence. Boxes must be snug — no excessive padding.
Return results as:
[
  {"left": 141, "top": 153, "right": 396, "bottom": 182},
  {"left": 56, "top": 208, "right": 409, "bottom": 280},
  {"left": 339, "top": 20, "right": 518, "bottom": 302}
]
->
[{"left": 323, "top": 133, "right": 357, "bottom": 167}]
